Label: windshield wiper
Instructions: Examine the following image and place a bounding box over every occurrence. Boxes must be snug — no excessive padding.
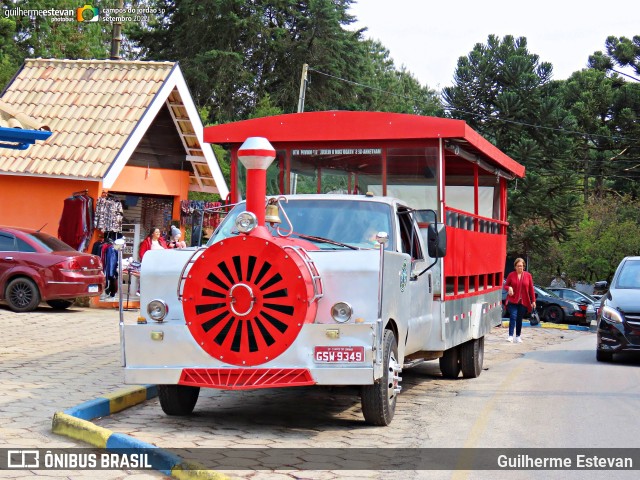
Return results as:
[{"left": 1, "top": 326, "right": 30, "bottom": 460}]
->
[{"left": 293, "top": 233, "right": 360, "bottom": 250}]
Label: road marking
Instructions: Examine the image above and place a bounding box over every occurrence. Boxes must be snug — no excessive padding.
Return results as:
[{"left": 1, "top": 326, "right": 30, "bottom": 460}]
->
[{"left": 451, "top": 361, "right": 527, "bottom": 479}]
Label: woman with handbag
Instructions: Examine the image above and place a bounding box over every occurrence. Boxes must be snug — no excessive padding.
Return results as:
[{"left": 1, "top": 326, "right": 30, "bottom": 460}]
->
[{"left": 504, "top": 258, "right": 536, "bottom": 343}]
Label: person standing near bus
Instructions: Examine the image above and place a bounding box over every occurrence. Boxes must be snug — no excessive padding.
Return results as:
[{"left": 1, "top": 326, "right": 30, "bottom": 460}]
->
[{"left": 504, "top": 258, "right": 536, "bottom": 343}]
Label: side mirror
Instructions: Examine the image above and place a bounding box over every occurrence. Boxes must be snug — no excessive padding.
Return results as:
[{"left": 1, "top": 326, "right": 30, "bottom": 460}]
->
[
  {"left": 427, "top": 222, "right": 446, "bottom": 258},
  {"left": 594, "top": 280, "right": 608, "bottom": 289}
]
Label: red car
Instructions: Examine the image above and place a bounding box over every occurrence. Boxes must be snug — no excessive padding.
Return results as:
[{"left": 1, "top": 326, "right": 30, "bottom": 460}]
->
[{"left": 0, "top": 226, "right": 105, "bottom": 312}]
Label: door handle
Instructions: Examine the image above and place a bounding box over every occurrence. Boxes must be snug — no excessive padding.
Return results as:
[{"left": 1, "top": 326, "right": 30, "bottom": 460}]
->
[{"left": 4, "top": 256, "right": 14, "bottom": 261}]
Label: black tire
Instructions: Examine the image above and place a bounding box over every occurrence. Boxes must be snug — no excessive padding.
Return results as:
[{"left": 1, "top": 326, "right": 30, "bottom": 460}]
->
[
  {"left": 460, "top": 337, "right": 484, "bottom": 378},
  {"left": 544, "top": 305, "right": 564, "bottom": 323},
  {"left": 158, "top": 385, "right": 200, "bottom": 415},
  {"left": 361, "top": 329, "right": 400, "bottom": 426},
  {"left": 5, "top": 277, "right": 40, "bottom": 312},
  {"left": 596, "top": 349, "right": 613, "bottom": 362},
  {"left": 47, "top": 299, "right": 75, "bottom": 310},
  {"left": 439, "top": 347, "right": 461, "bottom": 379}
]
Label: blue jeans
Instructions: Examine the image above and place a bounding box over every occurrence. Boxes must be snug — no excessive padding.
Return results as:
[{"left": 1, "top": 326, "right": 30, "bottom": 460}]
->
[{"left": 508, "top": 303, "right": 527, "bottom": 337}]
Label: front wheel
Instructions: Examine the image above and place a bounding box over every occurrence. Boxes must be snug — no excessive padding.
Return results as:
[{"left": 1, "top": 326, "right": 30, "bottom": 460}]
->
[
  {"left": 361, "top": 329, "right": 400, "bottom": 426},
  {"left": 158, "top": 385, "right": 200, "bottom": 415},
  {"left": 47, "top": 299, "right": 75, "bottom": 310},
  {"left": 596, "top": 349, "right": 613, "bottom": 362},
  {"left": 460, "top": 337, "right": 484, "bottom": 378},
  {"left": 544, "top": 305, "right": 564, "bottom": 323},
  {"left": 5, "top": 277, "right": 40, "bottom": 312}
]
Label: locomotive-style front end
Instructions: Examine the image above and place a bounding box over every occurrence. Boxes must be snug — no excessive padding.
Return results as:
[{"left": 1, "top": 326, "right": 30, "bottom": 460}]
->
[{"left": 122, "top": 137, "right": 396, "bottom": 423}]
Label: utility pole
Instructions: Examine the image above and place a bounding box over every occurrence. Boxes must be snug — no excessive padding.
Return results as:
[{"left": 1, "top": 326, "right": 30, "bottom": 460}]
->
[
  {"left": 297, "top": 63, "right": 309, "bottom": 113},
  {"left": 291, "top": 63, "right": 308, "bottom": 194}
]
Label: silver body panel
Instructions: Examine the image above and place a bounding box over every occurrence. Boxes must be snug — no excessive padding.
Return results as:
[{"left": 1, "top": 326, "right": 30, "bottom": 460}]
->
[{"left": 124, "top": 197, "right": 500, "bottom": 387}]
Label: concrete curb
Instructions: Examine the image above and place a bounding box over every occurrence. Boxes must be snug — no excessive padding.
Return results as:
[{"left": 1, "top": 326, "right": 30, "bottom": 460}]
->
[
  {"left": 51, "top": 385, "right": 227, "bottom": 480},
  {"left": 501, "top": 320, "right": 590, "bottom": 331}
]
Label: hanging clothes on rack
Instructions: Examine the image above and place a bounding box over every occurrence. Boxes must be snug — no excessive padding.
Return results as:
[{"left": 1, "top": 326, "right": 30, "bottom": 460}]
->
[
  {"left": 58, "top": 190, "right": 94, "bottom": 251},
  {"left": 100, "top": 237, "right": 119, "bottom": 298},
  {"left": 95, "top": 193, "right": 124, "bottom": 233}
]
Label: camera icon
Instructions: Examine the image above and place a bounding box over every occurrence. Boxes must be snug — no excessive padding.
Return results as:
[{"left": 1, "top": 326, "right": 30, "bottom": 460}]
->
[{"left": 76, "top": 4, "right": 99, "bottom": 22}]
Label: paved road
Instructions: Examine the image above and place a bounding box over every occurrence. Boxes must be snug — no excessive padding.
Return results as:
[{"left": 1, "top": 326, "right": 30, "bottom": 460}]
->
[
  {"left": 0, "top": 303, "right": 163, "bottom": 479},
  {"left": 5, "top": 303, "right": 635, "bottom": 480}
]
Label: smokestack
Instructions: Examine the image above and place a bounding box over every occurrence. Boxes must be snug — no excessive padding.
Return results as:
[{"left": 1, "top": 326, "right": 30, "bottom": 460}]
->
[{"left": 237, "top": 137, "right": 276, "bottom": 226}]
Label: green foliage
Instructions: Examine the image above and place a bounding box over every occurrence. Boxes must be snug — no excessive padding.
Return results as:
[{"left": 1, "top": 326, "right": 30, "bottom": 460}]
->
[
  {"left": 589, "top": 35, "right": 640, "bottom": 77},
  {"left": 443, "top": 35, "right": 581, "bottom": 260},
  {"left": 0, "top": 16, "right": 20, "bottom": 88},
  {"left": 128, "top": 0, "right": 441, "bottom": 123},
  {"left": 559, "top": 195, "right": 640, "bottom": 283}
]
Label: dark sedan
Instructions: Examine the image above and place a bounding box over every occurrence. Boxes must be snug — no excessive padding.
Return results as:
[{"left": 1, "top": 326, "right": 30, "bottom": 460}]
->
[
  {"left": 596, "top": 256, "right": 640, "bottom": 362},
  {"left": 547, "top": 287, "right": 598, "bottom": 322},
  {"left": 0, "top": 226, "right": 105, "bottom": 312},
  {"left": 502, "top": 285, "right": 589, "bottom": 325}
]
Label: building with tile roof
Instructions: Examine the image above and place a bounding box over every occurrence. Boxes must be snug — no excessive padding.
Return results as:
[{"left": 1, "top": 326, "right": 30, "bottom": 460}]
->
[{"left": 0, "top": 58, "right": 229, "bottom": 247}]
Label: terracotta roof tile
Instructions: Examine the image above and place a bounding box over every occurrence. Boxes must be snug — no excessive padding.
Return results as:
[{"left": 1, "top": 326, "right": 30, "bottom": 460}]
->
[
  {"left": 0, "top": 58, "right": 224, "bottom": 194},
  {"left": 0, "top": 59, "right": 175, "bottom": 177}
]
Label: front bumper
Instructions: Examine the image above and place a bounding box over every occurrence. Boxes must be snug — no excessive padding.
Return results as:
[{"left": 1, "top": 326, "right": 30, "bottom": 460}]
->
[
  {"left": 123, "top": 322, "right": 378, "bottom": 387},
  {"left": 597, "top": 318, "right": 640, "bottom": 353}
]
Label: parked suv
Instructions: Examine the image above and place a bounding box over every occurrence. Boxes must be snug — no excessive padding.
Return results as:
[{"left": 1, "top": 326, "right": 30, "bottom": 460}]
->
[{"left": 596, "top": 256, "right": 640, "bottom": 362}]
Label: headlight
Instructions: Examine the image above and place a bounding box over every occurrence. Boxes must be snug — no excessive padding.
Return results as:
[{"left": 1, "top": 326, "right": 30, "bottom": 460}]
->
[
  {"left": 601, "top": 305, "right": 623, "bottom": 323},
  {"left": 235, "top": 211, "right": 258, "bottom": 233},
  {"left": 147, "top": 299, "right": 168, "bottom": 322},
  {"left": 331, "top": 302, "right": 353, "bottom": 323}
]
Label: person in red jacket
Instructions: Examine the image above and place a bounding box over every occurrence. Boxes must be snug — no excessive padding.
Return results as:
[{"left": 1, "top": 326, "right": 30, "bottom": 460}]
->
[
  {"left": 139, "top": 226, "right": 168, "bottom": 260},
  {"left": 504, "top": 257, "right": 536, "bottom": 343}
]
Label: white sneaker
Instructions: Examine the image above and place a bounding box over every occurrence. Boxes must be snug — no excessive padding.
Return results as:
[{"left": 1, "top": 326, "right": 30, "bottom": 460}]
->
[
  {"left": 515, "top": 336, "right": 523, "bottom": 343},
  {"left": 507, "top": 336, "right": 513, "bottom": 342}
]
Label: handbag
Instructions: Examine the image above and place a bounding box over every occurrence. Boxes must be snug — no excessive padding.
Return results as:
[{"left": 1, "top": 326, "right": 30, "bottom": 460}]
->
[{"left": 529, "top": 310, "right": 540, "bottom": 326}]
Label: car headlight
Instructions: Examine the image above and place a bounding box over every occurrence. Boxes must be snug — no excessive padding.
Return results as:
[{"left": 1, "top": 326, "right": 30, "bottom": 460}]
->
[
  {"left": 147, "top": 299, "right": 168, "bottom": 322},
  {"left": 331, "top": 302, "right": 353, "bottom": 323},
  {"left": 235, "top": 211, "right": 258, "bottom": 233},
  {"left": 601, "top": 305, "right": 623, "bottom": 324}
]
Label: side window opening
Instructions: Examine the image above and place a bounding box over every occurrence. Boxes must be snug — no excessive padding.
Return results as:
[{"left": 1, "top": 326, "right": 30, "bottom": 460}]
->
[{"left": 398, "top": 208, "right": 424, "bottom": 261}]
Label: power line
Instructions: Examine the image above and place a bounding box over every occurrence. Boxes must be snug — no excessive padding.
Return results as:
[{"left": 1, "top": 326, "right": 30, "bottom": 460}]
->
[{"left": 308, "top": 66, "right": 640, "bottom": 143}]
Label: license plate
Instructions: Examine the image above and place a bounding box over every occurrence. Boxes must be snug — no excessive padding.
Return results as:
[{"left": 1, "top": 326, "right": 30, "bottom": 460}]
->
[
  {"left": 88, "top": 284, "right": 99, "bottom": 293},
  {"left": 314, "top": 346, "right": 365, "bottom": 363}
]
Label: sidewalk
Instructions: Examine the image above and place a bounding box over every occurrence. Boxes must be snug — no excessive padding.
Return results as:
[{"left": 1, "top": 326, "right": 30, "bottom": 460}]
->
[{"left": 0, "top": 304, "right": 162, "bottom": 479}]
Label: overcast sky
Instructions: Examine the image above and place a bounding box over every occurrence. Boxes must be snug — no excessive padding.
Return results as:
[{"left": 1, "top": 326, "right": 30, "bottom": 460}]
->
[{"left": 348, "top": 0, "right": 638, "bottom": 90}]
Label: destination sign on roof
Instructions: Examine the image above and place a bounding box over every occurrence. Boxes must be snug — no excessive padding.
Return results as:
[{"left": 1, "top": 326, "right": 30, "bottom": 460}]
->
[{"left": 292, "top": 148, "right": 382, "bottom": 156}]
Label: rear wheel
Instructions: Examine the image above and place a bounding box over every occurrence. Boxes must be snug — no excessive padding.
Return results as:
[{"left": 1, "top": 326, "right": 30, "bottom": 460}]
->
[
  {"left": 5, "top": 277, "right": 40, "bottom": 312},
  {"left": 158, "top": 385, "right": 200, "bottom": 415},
  {"left": 361, "top": 329, "right": 400, "bottom": 426},
  {"left": 544, "top": 305, "right": 564, "bottom": 323},
  {"left": 439, "top": 347, "right": 461, "bottom": 379},
  {"left": 460, "top": 337, "right": 484, "bottom": 378},
  {"left": 47, "top": 299, "right": 75, "bottom": 310}
]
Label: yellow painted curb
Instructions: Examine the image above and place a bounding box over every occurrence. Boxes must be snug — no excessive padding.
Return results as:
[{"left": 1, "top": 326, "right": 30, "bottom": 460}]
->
[
  {"left": 171, "top": 462, "right": 229, "bottom": 480},
  {"left": 51, "top": 412, "right": 112, "bottom": 448},
  {"left": 540, "top": 322, "right": 569, "bottom": 330},
  {"left": 103, "top": 386, "right": 148, "bottom": 413}
]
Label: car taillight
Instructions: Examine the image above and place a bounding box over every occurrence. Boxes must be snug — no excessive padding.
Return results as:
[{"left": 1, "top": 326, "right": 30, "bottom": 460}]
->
[{"left": 58, "top": 259, "right": 82, "bottom": 271}]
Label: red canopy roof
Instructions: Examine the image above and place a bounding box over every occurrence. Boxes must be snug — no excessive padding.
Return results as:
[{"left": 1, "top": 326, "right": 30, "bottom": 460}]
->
[{"left": 204, "top": 111, "right": 525, "bottom": 178}]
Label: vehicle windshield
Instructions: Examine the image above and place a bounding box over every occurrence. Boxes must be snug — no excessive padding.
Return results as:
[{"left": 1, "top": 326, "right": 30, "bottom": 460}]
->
[
  {"left": 208, "top": 199, "right": 394, "bottom": 250},
  {"left": 27, "top": 232, "right": 76, "bottom": 252},
  {"left": 616, "top": 260, "right": 640, "bottom": 289}
]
